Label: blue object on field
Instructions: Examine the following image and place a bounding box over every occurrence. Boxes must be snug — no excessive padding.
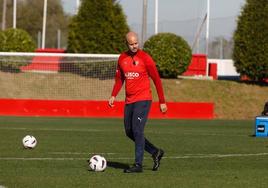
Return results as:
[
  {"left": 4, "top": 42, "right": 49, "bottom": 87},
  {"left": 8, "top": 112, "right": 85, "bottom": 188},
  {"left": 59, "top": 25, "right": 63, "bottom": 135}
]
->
[{"left": 255, "top": 116, "right": 268, "bottom": 137}]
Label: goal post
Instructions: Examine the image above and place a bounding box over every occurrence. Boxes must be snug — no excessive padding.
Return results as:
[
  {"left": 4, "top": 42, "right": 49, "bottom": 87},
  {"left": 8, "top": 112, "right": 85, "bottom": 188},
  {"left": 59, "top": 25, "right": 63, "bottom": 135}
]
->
[{"left": 0, "top": 52, "right": 125, "bottom": 101}]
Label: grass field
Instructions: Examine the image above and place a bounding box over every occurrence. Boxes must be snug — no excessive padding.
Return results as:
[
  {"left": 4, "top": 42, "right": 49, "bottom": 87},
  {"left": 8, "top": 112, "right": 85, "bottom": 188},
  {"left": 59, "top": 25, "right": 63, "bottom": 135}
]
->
[{"left": 1, "top": 116, "right": 268, "bottom": 188}]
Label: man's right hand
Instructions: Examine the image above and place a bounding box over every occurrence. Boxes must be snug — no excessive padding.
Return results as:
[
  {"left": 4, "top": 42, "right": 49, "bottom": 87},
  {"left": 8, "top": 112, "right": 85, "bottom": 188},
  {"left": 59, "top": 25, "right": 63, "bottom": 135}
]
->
[{"left": 108, "top": 96, "right": 115, "bottom": 107}]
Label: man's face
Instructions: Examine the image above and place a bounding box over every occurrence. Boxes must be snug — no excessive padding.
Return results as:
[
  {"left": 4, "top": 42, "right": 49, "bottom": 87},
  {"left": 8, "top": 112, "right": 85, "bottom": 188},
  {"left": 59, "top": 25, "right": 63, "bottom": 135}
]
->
[{"left": 126, "top": 36, "right": 139, "bottom": 53}]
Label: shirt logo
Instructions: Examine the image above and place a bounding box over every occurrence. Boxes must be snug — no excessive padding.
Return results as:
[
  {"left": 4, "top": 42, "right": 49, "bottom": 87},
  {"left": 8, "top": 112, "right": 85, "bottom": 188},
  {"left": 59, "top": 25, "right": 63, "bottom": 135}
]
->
[{"left": 125, "top": 72, "right": 140, "bottom": 79}]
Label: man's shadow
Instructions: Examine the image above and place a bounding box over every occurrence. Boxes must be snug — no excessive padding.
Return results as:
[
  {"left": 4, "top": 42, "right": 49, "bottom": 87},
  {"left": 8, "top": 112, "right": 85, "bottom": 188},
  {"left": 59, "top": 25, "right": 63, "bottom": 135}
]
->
[{"left": 107, "top": 161, "right": 129, "bottom": 169}]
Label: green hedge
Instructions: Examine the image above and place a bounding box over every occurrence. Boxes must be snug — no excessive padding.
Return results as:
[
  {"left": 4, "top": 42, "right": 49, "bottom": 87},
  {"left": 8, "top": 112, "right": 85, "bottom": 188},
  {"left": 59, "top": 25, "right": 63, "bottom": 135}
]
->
[
  {"left": 143, "top": 33, "right": 192, "bottom": 78},
  {"left": 0, "top": 28, "right": 36, "bottom": 72},
  {"left": 0, "top": 28, "right": 36, "bottom": 52}
]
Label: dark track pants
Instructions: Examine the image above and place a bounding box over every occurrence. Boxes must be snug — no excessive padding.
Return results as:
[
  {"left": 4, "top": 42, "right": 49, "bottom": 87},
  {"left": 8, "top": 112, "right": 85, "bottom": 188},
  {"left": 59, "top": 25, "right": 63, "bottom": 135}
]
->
[{"left": 124, "top": 100, "right": 159, "bottom": 166}]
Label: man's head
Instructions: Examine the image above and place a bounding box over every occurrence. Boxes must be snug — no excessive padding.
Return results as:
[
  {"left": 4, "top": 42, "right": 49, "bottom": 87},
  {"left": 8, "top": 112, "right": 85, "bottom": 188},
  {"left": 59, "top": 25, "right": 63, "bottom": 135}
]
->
[{"left": 126, "top": 31, "right": 139, "bottom": 53}]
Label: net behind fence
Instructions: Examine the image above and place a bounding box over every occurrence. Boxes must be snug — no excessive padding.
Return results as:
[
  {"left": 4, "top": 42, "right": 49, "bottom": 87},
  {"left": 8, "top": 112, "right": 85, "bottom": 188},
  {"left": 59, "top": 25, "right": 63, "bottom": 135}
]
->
[{"left": 0, "top": 52, "right": 125, "bottom": 101}]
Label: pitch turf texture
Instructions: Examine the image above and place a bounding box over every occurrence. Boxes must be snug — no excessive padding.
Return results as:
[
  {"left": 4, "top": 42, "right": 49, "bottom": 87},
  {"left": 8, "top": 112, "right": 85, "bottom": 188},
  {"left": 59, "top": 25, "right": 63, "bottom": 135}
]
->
[{"left": 0, "top": 117, "right": 268, "bottom": 188}]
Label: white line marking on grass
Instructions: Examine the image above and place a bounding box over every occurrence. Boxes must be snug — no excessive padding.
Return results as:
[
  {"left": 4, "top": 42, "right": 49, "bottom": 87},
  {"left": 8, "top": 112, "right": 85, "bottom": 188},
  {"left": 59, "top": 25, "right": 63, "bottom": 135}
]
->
[
  {"left": 182, "top": 133, "right": 248, "bottom": 137},
  {"left": 166, "top": 152, "right": 268, "bottom": 159},
  {"left": 49, "top": 152, "right": 117, "bottom": 155},
  {"left": 1, "top": 153, "right": 268, "bottom": 161},
  {"left": 108, "top": 153, "right": 268, "bottom": 160},
  {"left": 0, "top": 157, "right": 88, "bottom": 161},
  {"left": 0, "top": 127, "right": 109, "bottom": 132},
  {"left": 0, "top": 127, "right": 27, "bottom": 130},
  {"left": 0, "top": 157, "right": 133, "bottom": 161}
]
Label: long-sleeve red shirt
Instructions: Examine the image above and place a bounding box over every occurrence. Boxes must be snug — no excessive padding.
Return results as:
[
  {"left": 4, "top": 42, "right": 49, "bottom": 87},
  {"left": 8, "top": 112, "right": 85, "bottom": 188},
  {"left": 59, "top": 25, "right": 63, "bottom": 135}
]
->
[{"left": 111, "top": 49, "right": 165, "bottom": 104}]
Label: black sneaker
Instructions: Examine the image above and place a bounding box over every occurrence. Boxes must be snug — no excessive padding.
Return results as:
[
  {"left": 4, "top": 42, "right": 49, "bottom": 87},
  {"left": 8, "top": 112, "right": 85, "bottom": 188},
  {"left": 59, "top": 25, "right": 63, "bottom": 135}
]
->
[
  {"left": 152, "top": 149, "right": 164, "bottom": 171},
  {"left": 123, "top": 164, "right": 143, "bottom": 173}
]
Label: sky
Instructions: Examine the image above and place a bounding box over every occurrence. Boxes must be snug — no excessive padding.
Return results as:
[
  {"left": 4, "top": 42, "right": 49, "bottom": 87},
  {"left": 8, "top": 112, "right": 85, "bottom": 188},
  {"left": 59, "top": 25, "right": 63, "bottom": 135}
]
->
[
  {"left": 62, "top": 0, "right": 246, "bottom": 21},
  {"left": 61, "top": 0, "right": 246, "bottom": 44},
  {"left": 118, "top": 0, "right": 245, "bottom": 23}
]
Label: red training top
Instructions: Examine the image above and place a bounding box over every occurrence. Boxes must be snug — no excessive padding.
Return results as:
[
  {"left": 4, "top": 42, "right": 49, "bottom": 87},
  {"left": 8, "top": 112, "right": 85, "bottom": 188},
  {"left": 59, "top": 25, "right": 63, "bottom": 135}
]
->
[{"left": 111, "top": 49, "right": 165, "bottom": 104}]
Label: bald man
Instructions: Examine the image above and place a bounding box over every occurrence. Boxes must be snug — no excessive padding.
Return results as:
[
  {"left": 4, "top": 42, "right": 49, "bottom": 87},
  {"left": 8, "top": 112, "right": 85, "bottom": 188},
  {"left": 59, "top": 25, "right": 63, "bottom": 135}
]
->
[{"left": 109, "top": 31, "right": 167, "bottom": 173}]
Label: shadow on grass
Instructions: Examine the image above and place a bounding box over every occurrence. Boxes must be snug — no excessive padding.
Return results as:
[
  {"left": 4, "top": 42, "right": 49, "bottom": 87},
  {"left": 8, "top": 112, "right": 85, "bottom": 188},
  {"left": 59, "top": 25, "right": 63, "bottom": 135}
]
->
[
  {"left": 234, "top": 80, "right": 268, "bottom": 87},
  {"left": 107, "top": 161, "right": 129, "bottom": 169}
]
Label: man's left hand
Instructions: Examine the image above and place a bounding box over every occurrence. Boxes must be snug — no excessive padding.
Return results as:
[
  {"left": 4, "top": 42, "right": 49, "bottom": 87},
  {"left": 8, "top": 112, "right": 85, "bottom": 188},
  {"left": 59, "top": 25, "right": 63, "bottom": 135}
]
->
[{"left": 160, "top": 103, "right": 167, "bottom": 114}]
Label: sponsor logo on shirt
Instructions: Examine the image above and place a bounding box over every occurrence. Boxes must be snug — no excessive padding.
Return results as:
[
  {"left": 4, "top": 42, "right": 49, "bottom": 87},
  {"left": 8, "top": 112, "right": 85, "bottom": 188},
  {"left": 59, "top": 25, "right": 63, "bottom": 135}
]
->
[{"left": 125, "top": 72, "right": 140, "bottom": 79}]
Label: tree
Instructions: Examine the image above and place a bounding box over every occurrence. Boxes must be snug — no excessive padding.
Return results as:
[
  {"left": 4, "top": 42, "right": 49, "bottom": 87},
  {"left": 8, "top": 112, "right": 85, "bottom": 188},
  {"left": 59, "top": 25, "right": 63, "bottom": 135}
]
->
[
  {"left": 233, "top": 0, "right": 268, "bottom": 81},
  {"left": 0, "top": 0, "right": 69, "bottom": 48},
  {"left": 67, "top": 0, "right": 129, "bottom": 53}
]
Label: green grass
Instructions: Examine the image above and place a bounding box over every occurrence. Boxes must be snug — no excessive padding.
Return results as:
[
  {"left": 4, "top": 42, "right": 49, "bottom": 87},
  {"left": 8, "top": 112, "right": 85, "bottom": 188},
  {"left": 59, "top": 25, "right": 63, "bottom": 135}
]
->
[{"left": 1, "top": 116, "right": 268, "bottom": 188}]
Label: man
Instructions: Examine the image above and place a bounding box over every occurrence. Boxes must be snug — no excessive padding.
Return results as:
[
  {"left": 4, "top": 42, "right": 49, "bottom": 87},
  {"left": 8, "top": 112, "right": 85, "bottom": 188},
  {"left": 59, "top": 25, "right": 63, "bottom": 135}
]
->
[{"left": 108, "top": 31, "right": 168, "bottom": 173}]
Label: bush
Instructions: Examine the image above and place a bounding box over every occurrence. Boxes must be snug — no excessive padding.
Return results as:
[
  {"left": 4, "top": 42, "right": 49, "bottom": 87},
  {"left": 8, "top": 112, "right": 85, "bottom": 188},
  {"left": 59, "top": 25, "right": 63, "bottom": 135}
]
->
[
  {"left": 143, "top": 33, "right": 192, "bottom": 78},
  {"left": 0, "top": 28, "right": 36, "bottom": 72},
  {"left": 0, "top": 31, "right": 5, "bottom": 48},
  {"left": 233, "top": 0, "right": 268, "bottom": 81},
  {"left": 0, "top": 28, "right": 36, "bottom": 52}
]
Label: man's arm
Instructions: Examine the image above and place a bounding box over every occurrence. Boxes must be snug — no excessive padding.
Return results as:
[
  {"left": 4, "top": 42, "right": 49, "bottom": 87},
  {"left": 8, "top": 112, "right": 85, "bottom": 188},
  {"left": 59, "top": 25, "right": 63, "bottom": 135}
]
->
[
  {"left": 145, "top": 55, "right": 168, "bottom": 113},
  {"left": 109, "top": 65, "right": 124, "bottom": 107}
]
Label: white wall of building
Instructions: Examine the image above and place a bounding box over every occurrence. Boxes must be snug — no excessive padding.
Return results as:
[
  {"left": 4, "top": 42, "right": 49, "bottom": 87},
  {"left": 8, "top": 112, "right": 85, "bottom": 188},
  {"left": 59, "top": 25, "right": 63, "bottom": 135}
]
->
[{"left": 208, "top": 59, "right": 240, "bottom": 77}]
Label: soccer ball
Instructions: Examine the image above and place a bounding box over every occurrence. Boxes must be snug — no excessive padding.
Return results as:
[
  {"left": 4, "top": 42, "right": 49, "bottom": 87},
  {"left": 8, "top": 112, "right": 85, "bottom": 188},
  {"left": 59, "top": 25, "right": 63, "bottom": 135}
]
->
[
  {"left": 88, "top": 155, "right": 107, "bottom": 172},
  {"left": 22, "top": 135, "right": 37, "bottom": 149}
]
